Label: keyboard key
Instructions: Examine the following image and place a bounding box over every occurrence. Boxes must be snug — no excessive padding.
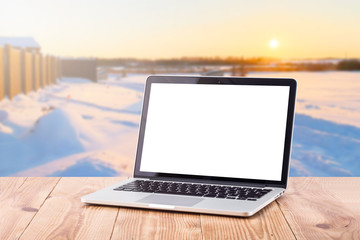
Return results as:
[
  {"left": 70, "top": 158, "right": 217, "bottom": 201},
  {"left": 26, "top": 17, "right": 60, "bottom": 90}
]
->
[
  {"left": 237, "top": 197, "right": 248, "bottom": 200},
  {"left": 203, "top": 194, "right": 217, "bottom": 198},
  {"left": 114, "top": 180, "right": 272, "bottom": 200},
  {"left": 226, "top": 196, "right": 237, "bottom": 199},
  {"left": 215, "top": 194, "right": 227, "bottom": 198}
]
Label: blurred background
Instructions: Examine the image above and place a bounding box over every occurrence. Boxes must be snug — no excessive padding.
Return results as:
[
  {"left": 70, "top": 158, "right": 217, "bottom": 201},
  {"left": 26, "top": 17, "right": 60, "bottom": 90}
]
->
[{"left": 1, "top": 0, "right": 360, "bottom": 177}]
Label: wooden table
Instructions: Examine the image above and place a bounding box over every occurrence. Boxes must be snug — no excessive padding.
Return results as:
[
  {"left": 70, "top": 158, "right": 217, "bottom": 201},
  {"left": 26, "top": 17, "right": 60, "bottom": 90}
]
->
[{"left": 0, "top": 177, "right": 359, "bottom": 239}]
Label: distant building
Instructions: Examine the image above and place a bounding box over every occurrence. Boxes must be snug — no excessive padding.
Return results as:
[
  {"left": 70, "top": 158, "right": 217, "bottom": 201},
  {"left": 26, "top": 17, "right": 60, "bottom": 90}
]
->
[{"left": 0, "top": 37, "right": 41, "bottom": 53}]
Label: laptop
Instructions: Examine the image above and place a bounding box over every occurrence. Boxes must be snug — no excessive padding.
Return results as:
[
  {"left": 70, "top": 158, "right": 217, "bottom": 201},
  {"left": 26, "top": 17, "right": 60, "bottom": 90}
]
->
[{"left": 81, "top": 75, "right": 297, "bottom": 217}]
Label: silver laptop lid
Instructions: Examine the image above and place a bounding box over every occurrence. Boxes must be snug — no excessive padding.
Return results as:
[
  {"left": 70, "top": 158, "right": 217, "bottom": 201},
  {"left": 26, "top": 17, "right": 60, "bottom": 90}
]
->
[{"left": 134, "top": 76, "right": 297, "bottom": 188}]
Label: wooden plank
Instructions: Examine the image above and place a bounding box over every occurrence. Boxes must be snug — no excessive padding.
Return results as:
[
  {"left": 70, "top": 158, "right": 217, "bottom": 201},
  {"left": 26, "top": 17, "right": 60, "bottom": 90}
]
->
[
  {"left": 21, "top": 177, "right": 124, "bottom": 239},
  {"left": 277, "top": 177, "right": 360, "bottom": 239},
  {"left": 24, "top": 51, "right": 33, "bottom": 94},
  {"left": 0, "top": 46, "right": 4, "bottom": 100},
  {"left": 0, "top": 177, "right": 59, "bottom": 239},
  {"left": 10, "top": 47, "right": 22, "bottom": 98},
  {"left": 1, "top": 177, "right": 357, "bottom": 239},
  {"left": 46, "top": 55, "right": 51, "bottom": 85},
  {"left": 40, "top": 54, "right": 45, "bottom": 88},
  {"left": 0, "top": 177, "right": 27, "bottom": 197},
  {"left": 200, "top": 201, "right": 296, "bottom": 239},
  {"left": 8, "top": 47, "right": 22, "bottom": 99},
  {"left": 112, "top": 208, "right": 202, "bottom": 240},
  {"left": 33, "top": 53, "right": 40, "bottom": 91},
  {"left": 41, "top": 55, "right": 47, "bottom": 87}
]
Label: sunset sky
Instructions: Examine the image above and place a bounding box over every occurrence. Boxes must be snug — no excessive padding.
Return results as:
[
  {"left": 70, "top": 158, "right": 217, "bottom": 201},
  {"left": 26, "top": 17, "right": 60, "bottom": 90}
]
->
[{"left": 1, "top": 0, "right": 359, "bottom": 59}]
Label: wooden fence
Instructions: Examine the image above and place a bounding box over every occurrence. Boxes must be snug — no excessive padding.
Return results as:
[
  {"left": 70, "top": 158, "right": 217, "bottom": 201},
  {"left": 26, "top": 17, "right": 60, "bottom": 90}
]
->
[
  {"left": 0, "top": 44, "right": 61, "bottom": 100},
  {"left": 0, "top": 45, "right": 99, "bottom": 101},
  {"left": 61, "top": 58, "right": 97, "bottom": 82}
]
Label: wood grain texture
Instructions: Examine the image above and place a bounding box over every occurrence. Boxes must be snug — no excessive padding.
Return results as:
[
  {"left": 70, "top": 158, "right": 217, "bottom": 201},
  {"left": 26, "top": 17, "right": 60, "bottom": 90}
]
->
[
  {"left": 1, "top": 177, "right": 358, "bottom": 240},
  {"left": 112, "top": 208, "right": 202, "bottom": 240},
  {"left": 20, "top": 177, "right": 124, "bottom": 240},
  {"left": 277, "top": 177, "right": 360, "bottom": 240},
  {"left": 200, "top": 201, "right": 296, "bottom": 240},
  {"left": 0, "top": 177, "right": 59, "bottom": 239}
]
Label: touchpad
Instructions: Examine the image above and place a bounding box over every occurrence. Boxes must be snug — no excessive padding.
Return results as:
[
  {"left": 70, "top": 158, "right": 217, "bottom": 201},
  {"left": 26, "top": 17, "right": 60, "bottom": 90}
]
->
[{"left": 137, "top": 195, "right": 204, "bottom": 207}]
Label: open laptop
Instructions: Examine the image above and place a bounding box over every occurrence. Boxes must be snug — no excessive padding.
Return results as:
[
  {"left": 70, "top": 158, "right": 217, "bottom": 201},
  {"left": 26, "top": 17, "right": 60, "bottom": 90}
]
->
[{"left": 81, "top": 75, "right": 297, "bottom": 217}]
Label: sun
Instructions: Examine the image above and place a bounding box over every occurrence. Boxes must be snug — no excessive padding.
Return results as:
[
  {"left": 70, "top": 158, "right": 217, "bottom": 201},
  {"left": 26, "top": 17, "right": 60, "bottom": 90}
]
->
[{"left": 269, "top": 39, "right": 279, "bottom": 49}]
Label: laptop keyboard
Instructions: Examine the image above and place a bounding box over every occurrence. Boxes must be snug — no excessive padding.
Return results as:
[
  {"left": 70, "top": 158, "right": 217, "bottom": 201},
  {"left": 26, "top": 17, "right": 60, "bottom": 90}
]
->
[{"left": 114, "top": 180, "right": 272, "bottom": 201}]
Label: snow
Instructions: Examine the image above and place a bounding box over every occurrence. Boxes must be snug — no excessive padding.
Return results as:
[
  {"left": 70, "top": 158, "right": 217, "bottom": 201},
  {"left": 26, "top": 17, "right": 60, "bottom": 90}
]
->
[
  {"left": 0, "top": 36, "right": 40, "bottom": 48},
  {"left": 247, "top": 71, "right": 360, "bottom": 177},
  {"left": 248, "top": 71, "right": 360, "bottom": 128},
  {"left": 0, "top": 75, "right": 144, "bottom": 176},
  {"left": 1, "top": 71, "right": 360, "bottom": 177}
]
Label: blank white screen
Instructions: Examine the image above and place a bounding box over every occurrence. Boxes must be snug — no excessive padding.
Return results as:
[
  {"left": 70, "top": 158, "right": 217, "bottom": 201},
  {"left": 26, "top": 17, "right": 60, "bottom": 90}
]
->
[{"left": 140, "top": 83, "right": 290, "bottom": 181}]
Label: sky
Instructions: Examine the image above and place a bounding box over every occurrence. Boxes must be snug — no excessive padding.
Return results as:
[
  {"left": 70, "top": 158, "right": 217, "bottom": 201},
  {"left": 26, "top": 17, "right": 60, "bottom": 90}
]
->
[{"left": 1, "top": 0, "right": 360, "bottom": 59}]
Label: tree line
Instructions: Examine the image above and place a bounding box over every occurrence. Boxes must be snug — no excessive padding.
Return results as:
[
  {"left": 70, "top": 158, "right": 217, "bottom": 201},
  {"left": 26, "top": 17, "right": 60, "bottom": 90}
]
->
[{"left": 97, "top": 57, "right": 360, "bottom": 71}]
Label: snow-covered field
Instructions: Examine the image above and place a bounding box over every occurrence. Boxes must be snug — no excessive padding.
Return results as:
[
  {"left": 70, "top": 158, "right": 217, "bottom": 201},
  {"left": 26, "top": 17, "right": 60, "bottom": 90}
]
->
[
  {"left": 249, "top": 71, "right": 360, "bottom": 176},
  {"left": 0, "top": 75, "right": 145, "bottom": 177},
  {"left": 0, "top": 71, "right": 360, "bottom": 177}
]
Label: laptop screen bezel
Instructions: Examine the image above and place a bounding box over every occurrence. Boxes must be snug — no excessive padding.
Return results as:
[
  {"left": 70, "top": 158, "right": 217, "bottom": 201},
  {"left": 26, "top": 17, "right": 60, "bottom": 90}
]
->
[{"left": 133, "top": 75, "right": 297, "bottom": 188}]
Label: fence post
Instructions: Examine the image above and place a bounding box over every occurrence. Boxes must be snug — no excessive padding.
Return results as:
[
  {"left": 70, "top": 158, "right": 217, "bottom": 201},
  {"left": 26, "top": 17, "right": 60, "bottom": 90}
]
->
[
  {"left": 4, "top": 45, "right": 10, "bottom": 98},
  {"left": 58, "top": 57, "right": 62, "bottom": 80},
  {"left": 49, "top": 56, "right": 52, "bottom": 84},
  {"left": 24, "top": 51, "right": 33, "bottom": 94},
  {"left": 39, "top": 54, "right": 43, "bottom": 88},
  {"left": 46, "top": 55, "right": 50, "bottom": 86},
  {"left": 20, "top": 49, "right": 26, "bottom": 93},
  {"left": 47, "top": 55, "right": 51, "bottom": 85},
  {"left": 51, "top": 56, "right": 56, "bottom": 84},
  {"left": 53, "top": 57, "right": 58, "bottom": 83},
  {"left": 32, "top": 52, "right": 36, "bottom": 91},
  {"left": 5, "top": 45, "right": 22, "bottom": 99},
  {"left": 43, "top": 55, "right": 48, "bottom": 87},
  {"left": 0, "top": 46, "right": 4, "bottom": 100},
  {"left": 33, "top": 53, "right": 40, "bottom": 91}
]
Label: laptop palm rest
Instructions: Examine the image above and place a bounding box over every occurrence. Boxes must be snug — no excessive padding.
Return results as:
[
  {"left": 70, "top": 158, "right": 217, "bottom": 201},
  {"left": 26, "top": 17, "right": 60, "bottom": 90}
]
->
[{"left": 137, "top": 195, "right": 204, "bottom": 207}]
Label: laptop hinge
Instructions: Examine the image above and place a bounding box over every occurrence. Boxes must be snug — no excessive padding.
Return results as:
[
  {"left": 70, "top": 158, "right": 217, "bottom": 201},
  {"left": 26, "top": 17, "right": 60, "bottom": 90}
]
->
[{"left": 149, "top": 176, "right": 268, "bottom": 188}]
